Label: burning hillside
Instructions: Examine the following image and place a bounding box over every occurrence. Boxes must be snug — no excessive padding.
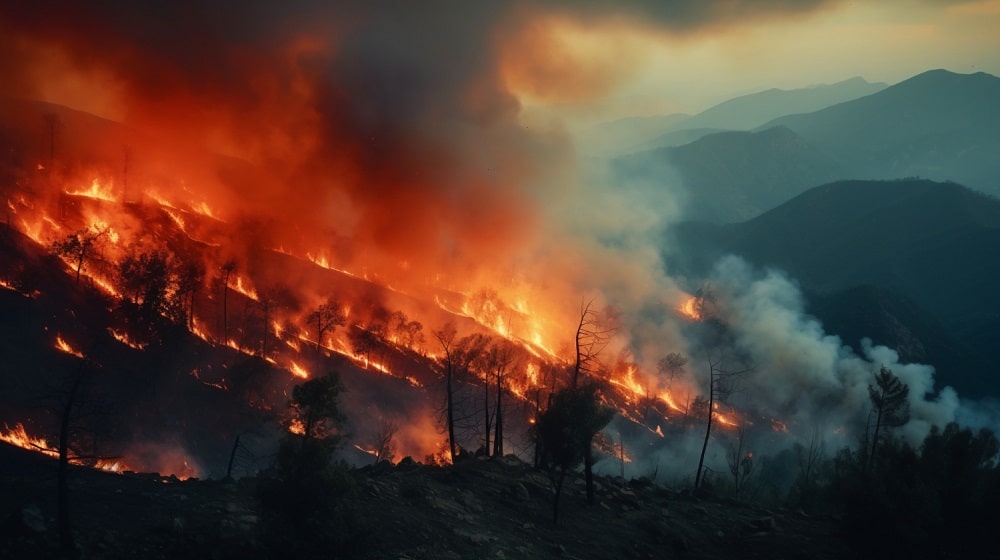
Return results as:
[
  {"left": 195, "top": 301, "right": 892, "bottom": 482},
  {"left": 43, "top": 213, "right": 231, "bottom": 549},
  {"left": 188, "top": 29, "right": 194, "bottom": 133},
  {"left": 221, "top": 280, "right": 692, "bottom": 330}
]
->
[{"left": 0, "top": 1, "right": 973, "bottom": 485}]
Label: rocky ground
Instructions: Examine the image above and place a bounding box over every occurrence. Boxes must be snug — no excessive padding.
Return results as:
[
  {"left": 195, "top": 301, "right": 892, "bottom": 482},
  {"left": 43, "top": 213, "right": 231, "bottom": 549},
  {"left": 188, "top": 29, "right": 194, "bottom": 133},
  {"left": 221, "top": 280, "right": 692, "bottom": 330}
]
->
[{"left": 0, "top": 443, "right": 851, "bottom": 559}]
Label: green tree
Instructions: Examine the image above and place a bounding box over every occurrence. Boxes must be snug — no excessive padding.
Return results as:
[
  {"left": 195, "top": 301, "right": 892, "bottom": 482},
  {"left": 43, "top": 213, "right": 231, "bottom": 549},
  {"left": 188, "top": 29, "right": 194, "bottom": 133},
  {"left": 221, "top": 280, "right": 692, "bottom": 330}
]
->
[{"left": 537, "top": 382, "right": 614, "bottom": 525}]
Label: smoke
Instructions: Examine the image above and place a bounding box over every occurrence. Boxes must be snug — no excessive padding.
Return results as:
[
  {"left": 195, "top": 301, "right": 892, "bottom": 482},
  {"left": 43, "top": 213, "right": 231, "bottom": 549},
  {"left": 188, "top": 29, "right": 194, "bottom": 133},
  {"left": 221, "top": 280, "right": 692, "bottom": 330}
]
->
[{"left": 5, "top": 0, "right": 988, "bottom": 476}]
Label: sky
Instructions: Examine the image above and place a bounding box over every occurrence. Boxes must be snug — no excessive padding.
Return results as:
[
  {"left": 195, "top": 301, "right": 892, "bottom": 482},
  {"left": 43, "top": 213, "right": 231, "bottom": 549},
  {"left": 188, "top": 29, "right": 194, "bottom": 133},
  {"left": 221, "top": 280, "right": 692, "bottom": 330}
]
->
[{"left": 508, "top": 0, "right": 1000, "bottom": 125}]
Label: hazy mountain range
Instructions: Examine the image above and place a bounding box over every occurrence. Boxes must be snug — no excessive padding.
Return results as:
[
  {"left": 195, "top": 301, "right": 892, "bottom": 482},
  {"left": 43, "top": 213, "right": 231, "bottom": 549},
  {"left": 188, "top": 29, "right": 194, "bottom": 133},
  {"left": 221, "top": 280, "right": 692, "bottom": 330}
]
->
[
  {"left": 577, "top": 76, "right": 887, "bottom": 155},
  {"left": 614, "top": 69, "right": 1000, "bottom": 223}
]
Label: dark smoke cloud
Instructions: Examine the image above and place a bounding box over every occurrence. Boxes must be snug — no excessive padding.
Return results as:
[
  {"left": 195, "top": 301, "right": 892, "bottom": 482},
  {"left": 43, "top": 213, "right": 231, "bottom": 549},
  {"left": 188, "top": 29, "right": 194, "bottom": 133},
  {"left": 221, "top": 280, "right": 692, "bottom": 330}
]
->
[{"left": 0, "top": 1, "right": 843, "bottom": 275}]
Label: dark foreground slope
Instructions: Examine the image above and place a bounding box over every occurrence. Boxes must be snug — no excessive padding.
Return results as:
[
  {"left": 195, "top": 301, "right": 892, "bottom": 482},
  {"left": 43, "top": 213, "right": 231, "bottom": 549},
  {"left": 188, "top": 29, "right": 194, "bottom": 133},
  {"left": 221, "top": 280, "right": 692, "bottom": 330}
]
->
[{"left": 0, "top": 444, "right": 849, "bottom": 560}]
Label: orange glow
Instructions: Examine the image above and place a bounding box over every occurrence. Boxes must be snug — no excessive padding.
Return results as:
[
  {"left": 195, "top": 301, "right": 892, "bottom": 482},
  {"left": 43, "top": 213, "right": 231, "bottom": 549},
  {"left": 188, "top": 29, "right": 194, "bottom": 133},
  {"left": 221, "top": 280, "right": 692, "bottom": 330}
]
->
[
  {"left": 677, "top": 294, "right": 702, "bottom": 321},
  {"left": 0, "top": 423, "right": 57, "bottom": 457},
  {"left": 65, "top": 178, "right": 117, "bottom": 202},
  {"left": 230, "top": 276, "right": 259, "bottom": 301},
  {"left": 108, "top": 328, "right": 146, "bottom": 350},
  {"left": 54, "top": 335, "right": 84, "bottom": 358},
  {"left": 657, "top": 391, "right": 684, "bottom": 413},
  {"left": 288, "top": 361, "right": 310, "bottom": 379},
  {"left": 288, "top": 418, "right": 306, "bottom": 436}
]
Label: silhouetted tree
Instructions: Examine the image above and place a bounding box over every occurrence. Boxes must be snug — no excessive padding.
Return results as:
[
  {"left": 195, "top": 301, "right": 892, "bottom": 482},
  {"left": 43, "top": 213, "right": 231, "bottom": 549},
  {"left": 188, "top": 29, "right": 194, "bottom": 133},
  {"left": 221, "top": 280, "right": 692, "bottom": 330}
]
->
[
  {"left": 433, "top": 321, "right": 459, "bottom": 462},
  {"left": 219, "top": 259, "right": 237, "bottom": 344},
  {"left": 371, "top": 418, "right": 399, "bottom": 465},
  {"left": 308, "top": 298, "right": 347, "bottom": 353},
  {"left": 51, "top": 225, "right": 110, "bottom": 285},
  {"left": 726, "top": 427, "right": 754, "bottom": 498},
  {"left": 117, "top": 247, "right": 176, "bottom": 329},
  {"left": 348, "top": 325, "right": 379, "bottom": 366},
  {"left": 571, "top": 298, "right": 618, "bottom": 503},
  {"left": 175, "top": 259, "right": 204, "bottom": 331},
  {"left": 866, "top": 366, "right": 909, "bottom": 473},
  {"left": 693, "top": 290, "right": 753, "bottom": 489},
  {"left": 537, "top": 383, "right": 614, "bottom": 525},
  {"left": 290, "top": 371, "right": 345, "bottom": 446}
]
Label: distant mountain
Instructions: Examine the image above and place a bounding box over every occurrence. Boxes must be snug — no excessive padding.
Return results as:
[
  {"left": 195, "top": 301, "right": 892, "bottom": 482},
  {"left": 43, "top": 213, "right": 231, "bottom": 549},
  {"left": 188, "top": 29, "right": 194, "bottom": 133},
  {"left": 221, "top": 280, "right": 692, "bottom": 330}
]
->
[
  {"left": 574, "top": 113, "right": 691, "bottom": 156},
  {"left": 579, "top": 76, "right": 885, "bottom": 156},
  {"left": 666, "top": 76, "right": 887, "bottom": 136},
  {"left": 667, "top": 179, "right": 1000, "bottom": 396},
  {"left": 618, "top": 69, "right": 1000, "bottom": 222},
  {"left": 615, "top": 125, "right": 841, "bottom": 221},
  {"left": 764, "top": 69, "right": 1000, "bottom": 194}
]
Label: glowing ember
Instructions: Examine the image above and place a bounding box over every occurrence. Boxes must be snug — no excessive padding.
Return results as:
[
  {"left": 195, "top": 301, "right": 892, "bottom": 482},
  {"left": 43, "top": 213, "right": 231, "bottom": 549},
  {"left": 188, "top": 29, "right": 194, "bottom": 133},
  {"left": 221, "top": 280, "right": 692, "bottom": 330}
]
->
[
  {"left": 288, "top": 418, "right": 306, "bottom": 435},
  {"left": 54, "top": 335, "right": 84, "bottom": 358},
  {"left": 288, "top": 361, "right": 310, "bottom": 379}
]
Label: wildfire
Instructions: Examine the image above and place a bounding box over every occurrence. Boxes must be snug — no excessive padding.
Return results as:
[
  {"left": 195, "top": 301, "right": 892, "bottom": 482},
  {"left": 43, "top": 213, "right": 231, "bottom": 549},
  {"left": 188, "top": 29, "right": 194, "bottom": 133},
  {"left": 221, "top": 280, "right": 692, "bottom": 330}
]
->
[
  {"left": 288, "top": 361, "right": 310, "bottom": 379},
  {"left": 713, "top": 409, "right": 739, "bottom": 428},
  {"left": 288, "top": 418, "right": 306, "bottom": 435},
  {"left": 108, "top": 328, "right": 147, "bottom": 350},
  {"left": 191, "top": 201, "right": 220, "bottom": 221},
  {"left": 54, "top": 335, "right": 84, "bottom": 358},
  {"left": 230, "top": 276, "right": 259, "bottom": 301},
  {"left": 65, "top": 178, "right": 116, "bottom": 202},
  {"left": 657, "top": 391, "right": 684, "bottom": 413},
  {"left": 677, "top": 294, "right": 702, "bottom": 321},
  {"left": 0, "top": 423, "right": 56, "bottom": 457}
]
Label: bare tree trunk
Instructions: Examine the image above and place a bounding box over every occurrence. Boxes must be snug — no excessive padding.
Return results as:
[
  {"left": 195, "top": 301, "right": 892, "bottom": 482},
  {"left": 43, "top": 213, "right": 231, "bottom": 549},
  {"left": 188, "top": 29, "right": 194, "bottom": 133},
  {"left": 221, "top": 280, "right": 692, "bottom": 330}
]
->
[
  {"left": 57, "top": 365, "right": 86, "bottom": 559},
  {"left": 493, "top": 375, "right": 503, "bottom": 457},
  {"left": 695, "top": 364, "right": 716, "bottom": 489},
  {"left": 226, "top": 435, "right": 241, "bottom": 481},
  {"left": 483, "top": 376, "right": 490, "bottom": 456},
  {"left": 446, "top": 362, "right": 456, "bottom": 462}
]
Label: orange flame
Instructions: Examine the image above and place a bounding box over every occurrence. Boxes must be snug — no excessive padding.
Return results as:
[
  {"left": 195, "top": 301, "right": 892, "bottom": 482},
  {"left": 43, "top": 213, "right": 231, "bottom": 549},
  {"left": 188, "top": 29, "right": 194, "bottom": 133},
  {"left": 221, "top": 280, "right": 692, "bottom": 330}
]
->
[
  {"left": 0, "top": 423, "right": 56, "bottom": 457},
  {"left": 54, "top": 335, "right": 84, "bottom": 358},
  {"left": 288, "top": 361, "right": 310, "bottom": 379},
  {"left": 677, "top": 294, "right": 702, "bottom": 321},
  {"left": 65, "top": 178, "right": 116, "bottom": 202},
  {"left": 108, "top": 328, "right": 146, "bottom": 350}
]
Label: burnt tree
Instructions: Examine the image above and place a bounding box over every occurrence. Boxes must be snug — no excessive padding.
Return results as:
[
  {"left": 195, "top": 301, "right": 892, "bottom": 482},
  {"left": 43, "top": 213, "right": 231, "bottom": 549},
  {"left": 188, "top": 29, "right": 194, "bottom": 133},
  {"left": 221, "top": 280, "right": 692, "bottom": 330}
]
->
[
  {"left": 308, "top": 298, "right": 347, "bottom": 353},
  {"left": 433, "top": 321, "right": 460, "bottom": 463},
  {"left": 219, "top": 259, "right": 237, "bottom": 344},
  {"left": 571, "top": 298, "right": 618, "bottom": 504},
  {"left": 51, "top": 225, "right": 110, "bottom": 285}
]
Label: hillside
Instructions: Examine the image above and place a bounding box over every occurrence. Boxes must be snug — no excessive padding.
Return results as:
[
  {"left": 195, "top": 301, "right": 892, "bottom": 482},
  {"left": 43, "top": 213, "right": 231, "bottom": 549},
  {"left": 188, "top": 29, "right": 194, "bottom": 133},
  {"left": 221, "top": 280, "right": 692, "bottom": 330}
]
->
[{"left": 666, "top": 179, "right": 1000, "bottom": 396}]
